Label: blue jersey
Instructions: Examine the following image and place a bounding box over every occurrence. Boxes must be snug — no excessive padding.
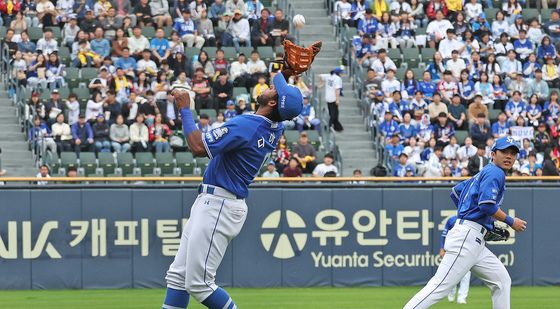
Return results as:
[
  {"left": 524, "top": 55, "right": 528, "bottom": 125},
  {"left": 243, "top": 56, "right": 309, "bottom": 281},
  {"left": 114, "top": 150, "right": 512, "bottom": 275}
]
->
[
  {"left": 451, "top": 163, "right": 506, "bottom": 230},
  {"left": 150, "top": 38, "right": 170, "bottom": 57},
  {"left": 202, "top": 114, "right": 284, "bottom": 198},
  {"left": 440, "top": 215, "right": 458, "bottom": 248}
]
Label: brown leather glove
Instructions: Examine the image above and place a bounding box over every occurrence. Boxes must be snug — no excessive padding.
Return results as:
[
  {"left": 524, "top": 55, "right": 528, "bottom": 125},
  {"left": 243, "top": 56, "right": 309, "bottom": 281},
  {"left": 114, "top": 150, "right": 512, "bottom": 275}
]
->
[{"left": 283, "top": 40, "right": 322, "bottom": 75}]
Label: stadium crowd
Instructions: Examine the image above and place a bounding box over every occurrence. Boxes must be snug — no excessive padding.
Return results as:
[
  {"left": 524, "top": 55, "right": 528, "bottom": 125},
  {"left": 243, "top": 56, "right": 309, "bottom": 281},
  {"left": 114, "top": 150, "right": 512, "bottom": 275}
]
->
[
  {"left": 0, "top": 0, "right": 330, "bottom": 177},
  {"left": 338, "top": 0, "right": 560, "bottom": 177}
]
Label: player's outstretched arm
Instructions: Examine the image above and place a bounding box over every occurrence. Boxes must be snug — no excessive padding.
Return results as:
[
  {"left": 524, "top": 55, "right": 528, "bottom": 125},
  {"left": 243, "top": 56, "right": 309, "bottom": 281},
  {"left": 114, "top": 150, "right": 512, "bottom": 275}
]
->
[
  {"left": 491, "top": 208, "right": 527, "bottom": 232},
  {"left": 173, "top": 90, "right": 208, "bottom": 158}
]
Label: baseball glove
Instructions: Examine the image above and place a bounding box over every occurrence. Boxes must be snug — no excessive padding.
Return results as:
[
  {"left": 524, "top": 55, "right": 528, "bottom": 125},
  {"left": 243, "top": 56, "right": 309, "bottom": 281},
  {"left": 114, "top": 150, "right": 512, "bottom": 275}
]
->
[
  {"left": 283, "top": 39, "right": 322, "bottom": 75},
  {"left": 484, "top": 225, "right": 510, "bottom": 242}
]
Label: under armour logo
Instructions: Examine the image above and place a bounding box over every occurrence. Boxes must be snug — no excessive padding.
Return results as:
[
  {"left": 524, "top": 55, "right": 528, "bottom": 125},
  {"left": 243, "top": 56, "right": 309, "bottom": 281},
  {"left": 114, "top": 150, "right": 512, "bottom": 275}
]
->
[
  {"left": 258, "top": 138, "right": 265, "bottom": 148},
  {"left": 204, "top": 200, "right": 210, "bottom": 205}
]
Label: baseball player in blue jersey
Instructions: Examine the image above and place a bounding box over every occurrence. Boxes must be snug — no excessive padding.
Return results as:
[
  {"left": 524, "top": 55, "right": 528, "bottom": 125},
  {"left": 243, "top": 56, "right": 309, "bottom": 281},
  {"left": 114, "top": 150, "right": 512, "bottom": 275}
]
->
[
  {"left": 404, "top": 136, "right": 527, "bottom": 309},
  {"left": 440, "top": 215, "right": 471, "bottom": 304},
  {"left": 161, "top": 70, "right": 304, "bottom": 309}
]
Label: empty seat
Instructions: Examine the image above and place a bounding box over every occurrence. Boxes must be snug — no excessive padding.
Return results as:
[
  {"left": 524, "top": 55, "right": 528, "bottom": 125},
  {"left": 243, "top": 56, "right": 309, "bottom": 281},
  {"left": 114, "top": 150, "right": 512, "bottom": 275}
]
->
[
  {"left": 117, "top": 152, "right": 134, "bottom": 175},
  {"left": 135, "top": 152, "right": 155, "bottom": 175},
  {"left": 156, "top": 152, "right": 175, "bottom": 175},
  {"left": 175, "top": 152, "right": 195, "bottom": 175}
]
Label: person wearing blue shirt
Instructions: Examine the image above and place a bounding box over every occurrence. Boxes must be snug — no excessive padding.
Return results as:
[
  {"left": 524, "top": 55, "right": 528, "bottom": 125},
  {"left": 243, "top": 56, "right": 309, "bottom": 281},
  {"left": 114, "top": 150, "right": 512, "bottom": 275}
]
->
[
  {"left": 150, "top": 28, "right": 171, "bottom": 63},
  {"left": 504, "top": 91, "right": 526, "bottom": 126},
  {"left": 357, "top": 8, "right": 379, "bottom": 36},
  {"left": 90, "top": 27, "right": 111, "bottom": 58},
  {"left": 223, "top": 100, "right": 238, "bottom": 121},
  {"left": 115, "top": 47, "right": 137, "bottom": 74},
  {"left": 173, "top": 10, "right": 205, "bottom": 48},
  {"left": 418, "top": 71, "right": 438, "bottom": 99},
  {"left": 399, "top": 113, "right": 416, "bottom": 144},
  {"left": 71, "top": 114, "right": 94, "bottom": 154},
  {"left": 393, "top": 153, "right": 415, "bottom": 177},
  {"left": 521, "top": 54, "right": 541, "bottom": 79},
  {"left": 385, "top": 134, "right": 404, "bottom": 165},
  {"left": 163, "top": 69, "right": 305, "bottom": 309},
  {"left": 491, "top": 112, "right": 510, "bottom": 138},
  {"left": 440, "top": 215, "right": 471, "bottom": 304},
  {"left": 536, "top": 36, "right": 556, "bottom": 60},
  {"left": 513, "top": 30, "right": 534, "bottom": 61},
  {"left": 378, "top": 111, "right": 399, "bottom": 140},
  {"left": 404, "top": 136, "right": 528, "bottom": 309}
]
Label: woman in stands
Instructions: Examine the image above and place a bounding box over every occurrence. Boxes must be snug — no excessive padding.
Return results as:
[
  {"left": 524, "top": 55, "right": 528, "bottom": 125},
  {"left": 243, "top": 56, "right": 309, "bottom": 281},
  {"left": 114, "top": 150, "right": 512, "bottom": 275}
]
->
[
  {"left": 426, "top": 51, "right": 445, "bottom": 83},
  {"left": 458, "top": 69, "right": 475, "bottom": 105},
  {"left": 492, "top": 75, "right": 508, "bottom": 111},
  {"left": 452, "top": 12, "right": 468, "bottom": 38},
  {"left": 483, "top": 53, "right": 501, "bottom": 83},
  {"left": 149, "top": 114, "right": 172, "bottom": 153},
  {"left": 134, "top": 71, "right": 151, "bottom": 96},
  {"left": 274, "top": 135, "right": 291, "bottom": 174},
  {"left": 169, "top": 31, "right": 185, "bottom": 55},
  {"left": 193, "top": 50, "right": 215, "bottom": 78},
  {"left": 27, "top": 53, "right": 47, "bottom": 90},
  {"left": 111, "top": 28, "right": 129, "bottom": 59},
  {"left": 474, "top": 72, "right": 495, "bottom": 106},
  {"left": 46, "top": 52, "right": 66, "bottom": 90}
]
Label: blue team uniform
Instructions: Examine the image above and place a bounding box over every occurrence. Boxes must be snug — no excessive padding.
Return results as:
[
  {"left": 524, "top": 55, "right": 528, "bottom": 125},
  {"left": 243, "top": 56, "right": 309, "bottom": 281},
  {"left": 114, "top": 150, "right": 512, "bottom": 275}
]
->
[
  {"left": 202, "top": 115, "right": 283, "bottom": 198},
  {"left": 451, "top": 163, "right": 506, "bottom": 230}
]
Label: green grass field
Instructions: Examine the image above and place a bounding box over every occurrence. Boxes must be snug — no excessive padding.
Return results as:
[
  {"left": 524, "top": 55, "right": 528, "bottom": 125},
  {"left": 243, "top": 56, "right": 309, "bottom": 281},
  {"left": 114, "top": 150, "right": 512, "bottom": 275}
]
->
[{"left": 1, "top": 286, "right": 559, "bottom": 309}]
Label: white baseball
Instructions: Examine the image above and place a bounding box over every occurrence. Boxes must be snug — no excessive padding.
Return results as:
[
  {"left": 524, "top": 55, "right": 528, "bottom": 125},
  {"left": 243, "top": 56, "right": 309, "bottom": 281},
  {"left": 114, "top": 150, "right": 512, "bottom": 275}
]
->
[{"left": 293, "top": 14, "right": 306, "bottom": 29}]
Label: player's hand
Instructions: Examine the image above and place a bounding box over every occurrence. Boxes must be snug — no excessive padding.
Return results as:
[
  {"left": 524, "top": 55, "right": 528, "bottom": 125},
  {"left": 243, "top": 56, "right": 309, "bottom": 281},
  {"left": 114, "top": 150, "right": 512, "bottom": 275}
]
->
[
  {"left": 173, "top": 90, "right": 191, "bottom": 110},
  {"left": 511, "top": 218, "right": 527, "bottom": 232},
  {"left": 439, "top": 248, "right": 445, "bottom": 258}
]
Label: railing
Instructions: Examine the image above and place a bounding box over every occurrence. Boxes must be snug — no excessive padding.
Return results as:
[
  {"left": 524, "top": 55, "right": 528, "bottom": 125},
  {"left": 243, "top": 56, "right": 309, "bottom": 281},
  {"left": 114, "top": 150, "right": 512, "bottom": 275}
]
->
[{"left": 1, "top": 176, "right": 559, "bottom": 184}]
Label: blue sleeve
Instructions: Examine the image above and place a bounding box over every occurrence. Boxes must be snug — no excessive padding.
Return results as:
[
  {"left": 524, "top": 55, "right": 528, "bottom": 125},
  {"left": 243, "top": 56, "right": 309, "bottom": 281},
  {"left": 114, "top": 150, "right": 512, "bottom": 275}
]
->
[
  {"left": 87, "top": 124, "right": 94, "bottom": 140},
  {"left": 477, "top": 170, "right": 503, "bottom": 215},
  {"left": 357, "top": 19, "right": 364, "bottom": 32},
  {"left": 202, "top": 118, "right": 250, "bottom": 159},
  {"left": 71, "top": 125, "right": 78, "bottom": 139},
  {"left": 450, "top": 180, "right": 467, "bottom": 207}
]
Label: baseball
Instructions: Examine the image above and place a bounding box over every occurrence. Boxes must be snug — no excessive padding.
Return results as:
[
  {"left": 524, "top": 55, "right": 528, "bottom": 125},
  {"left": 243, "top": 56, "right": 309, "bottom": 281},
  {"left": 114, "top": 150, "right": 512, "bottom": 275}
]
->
[{"left": 293, "top": 14, "right": 306, "bottom": 29}]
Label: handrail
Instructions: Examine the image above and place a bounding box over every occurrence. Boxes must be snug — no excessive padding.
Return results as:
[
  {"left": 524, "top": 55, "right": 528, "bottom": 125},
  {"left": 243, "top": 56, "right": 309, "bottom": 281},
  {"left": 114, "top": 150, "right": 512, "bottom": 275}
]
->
[{"left": 1, "top": 176, "right": 560, "bottom": 183}]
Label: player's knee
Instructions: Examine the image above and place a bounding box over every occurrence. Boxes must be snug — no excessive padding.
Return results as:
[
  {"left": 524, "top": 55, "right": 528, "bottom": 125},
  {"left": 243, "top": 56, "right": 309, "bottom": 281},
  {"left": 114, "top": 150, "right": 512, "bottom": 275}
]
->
[
  {"left": 500, "top": 273, "right": 512, "bottom": 289},
  {"left": 184, "top": 278, "right": 211, "bottom": 301}
]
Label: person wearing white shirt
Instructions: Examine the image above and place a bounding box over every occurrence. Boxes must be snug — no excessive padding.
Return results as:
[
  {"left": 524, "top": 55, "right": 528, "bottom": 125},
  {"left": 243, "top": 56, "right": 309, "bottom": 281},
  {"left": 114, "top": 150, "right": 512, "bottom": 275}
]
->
[
  {"left": 491, "top": 12, "right": 510, "bottom": 39},
  {"left": 423, "top": 147, "right": 443, "bottom": 177},
  {"left": 438, "top": 30, "right": 465, "bottom": 60},
  {"left": 390, "top": 0, "right": 412, "bottom": 15},
  {"left": 136, "top": 50, "right": 158, "bottom": 77},
  {"left": 226, "top": 10, "right": 251, "bottom": 52},
  {"left": 426, "top": 11, "right": 453, "bottom": 48},
  {"left": 370, "top": 49, "right": 397, "bottom": 80},
  {"left": 85, "top": 92, "right": 105, "bottom": 122},
  {"left": 381, "top": 69, "right": 401, "bottom": 97},
  {"left": 36, "top": 165, "right": 51, "bottom": 185},
  {"left": 443, "top": 136, "right": 460, "bottom": 160},
  {"left": 320, "top": 68, "right": 344, "bottom": 131},
  {"left": 501, "top": 50, "right": 522, "bottom": 82},
  {"left": 312, "top": 154, "right": 339, "bottom": 177},
  {"left": 246, "top": 51, "right": 267, "bottom": 77},
  {"left": 128, "top": 27, "right": 151, "bottom": 58},
  {"left": 36, "top": 29, "right": 59, "bottom": 55},
  {"left": 334, "top": 0, "right": 352, "bottom": 24},
  {"left": 261, "top": 162, "right": 280, "bottom": 178},
  {"left": 446, "top": 51, "right": 467, "bottom": 80},
  {"left": 229, "top": 54, "right": 250, "bottom": 86},
  {"left": 456, "top": 137, "right": 478, "bottom": 163},
  {"left": 464, "top": 0, "right": 483, "bottom": 22}
]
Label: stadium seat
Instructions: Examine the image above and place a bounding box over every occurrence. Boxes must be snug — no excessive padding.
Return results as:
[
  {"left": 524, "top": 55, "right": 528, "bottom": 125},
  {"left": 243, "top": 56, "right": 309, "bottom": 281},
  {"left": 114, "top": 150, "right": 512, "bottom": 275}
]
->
[
  {"left": 196, "top": 157, "right": 210, "bottom": 176},
  {"left": 135, "top": 152, "right": 155, "bottom": 175},
  {"left": 163, "top": 26, "right": 173, "bottom": 37},
  {"left": 412, "top": 67, "right": 425, "bottom": 80},
  {"left": 81, "top": 68, "right": 98, "bottom": 82},
  {"left": 257, "top": 46, "right": 275, "bottom": 61},
  {"left": 421, "top": 48, "right": 436, "bottom": 63},
  {"left": 489, "top": 108, "right": 501, "bottom": 122},
  {"left": 141, "top": 27, "right": 156, "bottom": 39},
  {"left": 117, "top": 153, "right": 135, "bottom": 175},
  {"left": 58, "top": 87, "right": 70, "bottom": 100},
  {"left": 60, "top": 152, "right": 78, "bottom": 170},
  {"left": 522, "top": 9, "right": 539, "bottom": 22},
  {"left": 396, "top": 67, "right": 407, "bottom": 81},
  {"left": 58, "top": 47, "right": 71, "bottom": 65},
  {"left": 203, "top": 47, "right": 218, "bottom": 59},
  {"left": 284, "top": 130, "right": 301, "bottom": 145},
  {"left": 0, "top": 26, "right": 6, "bottom": 39},
  {"left": 156, "top": 152, "right": 175, "bottom": 175},
  {"left": 402, "top": 48, "right": 420, "bottom": 68},
  {"left": 98, "top": 152, "right": 116, "bottom": 175},
  {"left": 223, "top": 47, "right": 238, "bottom": 61},
  {"left": 542, "top": 9, "right": 555, "bottom": 23},
  {"left": 66, "top": 67, "right": 81, "bottom": 89},
  {"left": 387, "top": 49, "right": 402, "bottom": 67},
  {"left": 184, "top": 47, "right": 201, "bottom": 61},
  {"left": 28, "top": 27, "right": 43, "bottom": 41},
  {"left": 306, "top": 130, "right": 321, "bottom": 150},
  {"left": 51, "top": 27, "right": 61, "bottom": 40},
  {"left": 79, "top": 152, "right": 97, "bottom": 175},
  {"left": 46, "top": 152, "right": 60, "bottom": 174},
  {"left": 175, "top": 152, "right": 195, "bottom": 175},
  {"left": 485, "top": 8, "right": 499, "bottom": 23},
  {"left": 315, "top": 150, "right": 326, "bottom": 162},
  {"left": 233, "top": 87, "right": 247, "bottom": 98},
  {"left": 455, "top": 130, "right": 469, "bottom": 145},
  {"left": 239, "top": 47, "right": 254, "bottom": 57},
  {"left": 72, "top": 87, "right": 91, "bottom": 106},
  {"left": 199, "top": 108, "right": 217, "bottom": 120}
]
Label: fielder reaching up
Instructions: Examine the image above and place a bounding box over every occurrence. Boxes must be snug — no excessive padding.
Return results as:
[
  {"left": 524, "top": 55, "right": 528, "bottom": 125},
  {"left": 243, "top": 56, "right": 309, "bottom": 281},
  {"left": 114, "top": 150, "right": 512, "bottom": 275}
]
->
[
  {"left": 404, "top": 136, "right": 527, "bottom": 309},
  {"left": 162, "top": 41, "right": 321, "bottom": 309}
]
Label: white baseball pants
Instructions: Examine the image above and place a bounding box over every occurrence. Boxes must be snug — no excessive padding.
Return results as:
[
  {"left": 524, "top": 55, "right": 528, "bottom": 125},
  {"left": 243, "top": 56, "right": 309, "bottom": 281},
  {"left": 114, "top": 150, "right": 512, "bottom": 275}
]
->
[
  {"left": 165, "top": 186, "right": 248, "bottom": 302},
  {"left": 448, "top": 271, "right": 471, "bottom": 302},
  {"left": 404, "top": 220, "right": 511, "bottom": 309}
]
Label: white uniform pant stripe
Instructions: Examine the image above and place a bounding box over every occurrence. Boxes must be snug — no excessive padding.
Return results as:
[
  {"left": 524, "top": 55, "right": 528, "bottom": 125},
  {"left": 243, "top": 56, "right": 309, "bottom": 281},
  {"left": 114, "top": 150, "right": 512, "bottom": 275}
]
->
[
  {"left": 162, "top": 305, "right": 185, "bottom": 309},
  {"left": 222, "top": 297, "right": 233, "bottom": 309},
  {"left": 204, "top": 199, "right": 226, "bottom": 290}
]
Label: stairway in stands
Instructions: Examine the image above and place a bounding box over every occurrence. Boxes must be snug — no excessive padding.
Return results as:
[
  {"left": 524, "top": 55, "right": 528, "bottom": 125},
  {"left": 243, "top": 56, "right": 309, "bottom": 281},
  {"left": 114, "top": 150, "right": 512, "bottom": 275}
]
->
[
  {"left": 293, "top": 0, "right": 377, "bottom": 176},
  {"left": 0, "top": 85, "right": 38, "bottom": 176}
]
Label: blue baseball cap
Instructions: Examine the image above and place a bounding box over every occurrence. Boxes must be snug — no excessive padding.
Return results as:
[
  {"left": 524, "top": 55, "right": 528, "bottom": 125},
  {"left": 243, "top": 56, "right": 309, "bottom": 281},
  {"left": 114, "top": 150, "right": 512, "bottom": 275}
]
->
[
  {"left": 492, "top": 136, "right": 520, "bottom": 153},
  {"left": 273, "top": 73, "right": 303, "bottom": 121},
  {"left": 479, "top": 12, "right": 486, "bottom": 19},
  {"left": 405, "top": 166, "right": 415, "bottom": 173},
  {"left": 333, "top": 67, "right": 346, "bottom": 74},
  {"left": 226, "top": 100, "right": 235, "bottom": 106}
]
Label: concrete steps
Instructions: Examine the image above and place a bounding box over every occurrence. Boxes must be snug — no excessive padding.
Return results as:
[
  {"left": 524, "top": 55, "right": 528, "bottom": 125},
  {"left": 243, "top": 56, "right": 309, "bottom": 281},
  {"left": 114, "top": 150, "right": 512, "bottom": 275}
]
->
[{"left": 0, "top": 87, "right": 38, "bottom": 176}]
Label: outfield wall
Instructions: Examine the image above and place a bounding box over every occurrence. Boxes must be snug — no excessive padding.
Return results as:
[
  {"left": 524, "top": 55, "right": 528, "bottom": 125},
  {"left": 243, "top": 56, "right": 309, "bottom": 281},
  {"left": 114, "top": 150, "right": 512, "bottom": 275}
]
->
[{"left": 0, "top": 184, "right": 558, "bottom": 289}]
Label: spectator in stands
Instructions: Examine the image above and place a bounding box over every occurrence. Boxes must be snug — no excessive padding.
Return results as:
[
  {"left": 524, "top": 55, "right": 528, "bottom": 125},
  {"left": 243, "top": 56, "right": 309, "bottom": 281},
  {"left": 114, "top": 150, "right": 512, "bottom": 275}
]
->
[
  {"left": 426, "top": 52, "right": 445, "bottom": 83},
  {"left": 90, "top": 27, "right": 110, "bottom": 59},
  {"left": 29, "top": 116, "right": 57, "bottom": 155},
  {"left": 447, "top": 94, "right": 466, "bottom": 130},
  {"left": 230, "top": 53, "right": 250, "bottom": 88},
  {"left": 44, "top": 89, "right": 64, "bottom": 122},
  {"left": 192, "top": 67, "right": 213, "bottom": 111},
  {"left": 381, "top": 69, "right": 400, "bottom": 98},
  {"left": 319, "top": 68, "right": 344, "bottom": 132},
  {"left": 393, "top": 153, "right": 415, "bottom": 177},
  {"left": 156, "top": 92, "right": 180, "bottom": 130},
  {"left": 247, "top": 50, "right": 267, "bottom": 82},
  {"left": 85, "top": 92, "right": 105, "bottom": 122},
  {"left": 252, "top": 74, "right": 269, "bottom": 102},
  {"left": 262, "top": 161, "right": 280, "bottom": 178},
  {"left": 427, "top": 93, "right": 448, "bottom": 123},
  {"left": 213, "top": 49, "right": 228, "bottom": 75},
  {"left": 424, "top": 145, "right": 443, "bottom": 177},
  {"left": 51, "top": 113, "right": 73, "bottom": 154},
  {"left": 93, "top": 115, "right": 111, "bottom": 153},
  {"left": 438, "top": 70, "right": 458, "bottom": 104},
  {"left": 514, "top": 29, "right": 533, "bottom": 62},
  {"left": 313, "top": 153, "right": 338, "bottom": 177},
  {"left": 149, "top": 0, "right": 172, "bottom": 27},
  {"left": 426, "top": 10, "right": 452, "bottom": 48},
  {"left": 137, "top": 48, "right": 158, "bottom": 78},
  {"left": 36, "top": 28, "right": 58, "bottom": 56},
  {"left": 534, "top": 123, "right": 552, "bottom": 153},
  {"left": 296, "top": 95, "right": 320, "bottom": 132},
  {"left": 236, "top": 96, "right": 252, "bottom": 114},
  {"left": 492, "top": 112, "right": 511, "bottom": 139},
  {"left": 210, "top": 70, "right": 231, "bottom": 110},
  {"left": 283, "top": 157, "right": 303, "bottom": 177},
  {"left": 268, "top": 9, "right": 290, "bottom": 47},
  {"left": 193, "top": 50, "right": 215, "bottom": 77},
  {"left": 399, "top": 112, "right": 416, "bottom": 144},
  {"left": 457, "top": 136, "right": 477, "bottom": 162},
  {"left": 36, "top": 0, "right": 56, "bottom": 27},
  {"left": 528, "top": 69, "right": 550, "bottom": 103},
  {"left": 470, "top": 112, "right": 492, "bottom": 146},
  {"left": 370, "top": 49, "right": 397, "bottom": 81},
  {"left": 521, "top": 152, "right": 542, "bottom": 176},
  {"left": 385, "top": 133, "right": 404, "bottom": 164},
  {"left": 150, "top": 28, "right": 171, "bottom": 65},
  {"left": 223, "top": 9, "right": 251, "bottom": 52},
  {"left": 377, "top": 12, "right": 397, "bottom": 49},
  {"left": 467, "top": 94, "right": 488, "bottom": 126},
  {"left": 505, "top": 91, "right": 526, "bottom": 126},
  {"left": 542, "top": 148, "right": 559, "bottom": 176},
  {"left": 223, "top": 100, "right": 237, "bottom": 121},
  {"left": 544, "top": 10, "right": 560, "bottom": 45},
  {"left": 443, "top": 135, "right": 459, "bottom": 160},
  {"left": 434, "top": 112, "right": 455, "bottom": 147},
  {"left": 467, "top": 144, "right": 489, "bottom": 175},
  {"left": 36, "top": 164, "right": 50, "bottom": 185},
  {"left": 211, "top": 112, "right": 225, "bottom": 129},
  {"left": 292, "top": 131, "right": 317, "bottom": 174},
  {"left": 416, "top": 113, "right": 434, "bottom": 143},
  {"left": 474, "top": 72, "right": 494, "bottom": 105},
  {"left": 357, "top": 8, "right": 378, "bottom": 36},
  {"left": 149, "top": 114, "right": 172, "bottom": 153},
  {"left": 127, "top": 26, "right": 149, "bottom": 59},
  {"left": 129, "top": 114, "right": 150, "bottom": 153},
  {"left": 439, "top": 29, "right": 464, "bottom": 60},
  {"left": 174, "top": 10, "right": 205, "bottom": 48},
  {"left": 110, "top": 114, "right": 130, "bottom": 153},
  {"left": 100, "top": 7, "right": 122, "bottom": 39},
  {"left": 47, "top": 52, "right": 66, "bottom": 90},
  {"left": 72, "top": 114, "right": 94, "bottom": 155},
  {"left": 196, "top": 113, "right": 211, "bottom": 133},
  {"left": 251, "top": 8, "right": 272, "bottom": 47}
]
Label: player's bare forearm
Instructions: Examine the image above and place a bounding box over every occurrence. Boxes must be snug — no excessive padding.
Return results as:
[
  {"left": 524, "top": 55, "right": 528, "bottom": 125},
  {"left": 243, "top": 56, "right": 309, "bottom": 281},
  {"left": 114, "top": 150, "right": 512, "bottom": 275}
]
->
[
  {"left": 491, "top": 208, "right": 527, "bottom": 232},
  {"left": 186, "top": 130, "right": 208, "bottom": 157}
]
